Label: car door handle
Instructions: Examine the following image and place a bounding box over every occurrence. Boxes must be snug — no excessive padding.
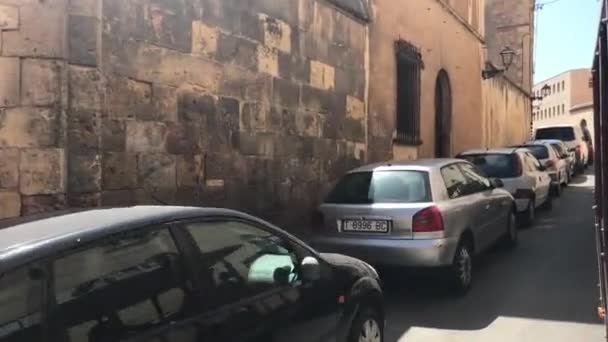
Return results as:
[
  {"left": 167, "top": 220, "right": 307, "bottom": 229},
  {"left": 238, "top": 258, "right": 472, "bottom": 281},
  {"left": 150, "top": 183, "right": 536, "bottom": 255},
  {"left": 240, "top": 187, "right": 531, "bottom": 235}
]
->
[{"left": 485, "top": 203, "right": 491, "bottom": 210}]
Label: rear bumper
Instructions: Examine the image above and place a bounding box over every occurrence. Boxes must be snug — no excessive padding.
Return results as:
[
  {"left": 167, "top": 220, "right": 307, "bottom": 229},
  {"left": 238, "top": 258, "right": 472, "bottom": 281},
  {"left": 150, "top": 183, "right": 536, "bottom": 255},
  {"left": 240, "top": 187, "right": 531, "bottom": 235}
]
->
[{"left": 311, "top": 235, "right": 460, "bottom": 267}]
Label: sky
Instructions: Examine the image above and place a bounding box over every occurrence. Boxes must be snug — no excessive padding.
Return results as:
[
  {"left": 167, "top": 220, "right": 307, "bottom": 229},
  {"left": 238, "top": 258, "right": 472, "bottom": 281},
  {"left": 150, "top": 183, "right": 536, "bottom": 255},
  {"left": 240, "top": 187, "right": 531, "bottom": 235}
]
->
[{"left": 533, "top": 0, "right": 603, "bottom": 84}]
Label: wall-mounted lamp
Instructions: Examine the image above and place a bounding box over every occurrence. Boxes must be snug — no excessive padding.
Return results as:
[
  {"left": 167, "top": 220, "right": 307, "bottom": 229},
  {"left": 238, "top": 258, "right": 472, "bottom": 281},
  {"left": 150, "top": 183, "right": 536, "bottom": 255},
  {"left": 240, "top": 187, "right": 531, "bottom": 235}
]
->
[{"left": 482, "top": 46, "right": 516, "bottom": 80}]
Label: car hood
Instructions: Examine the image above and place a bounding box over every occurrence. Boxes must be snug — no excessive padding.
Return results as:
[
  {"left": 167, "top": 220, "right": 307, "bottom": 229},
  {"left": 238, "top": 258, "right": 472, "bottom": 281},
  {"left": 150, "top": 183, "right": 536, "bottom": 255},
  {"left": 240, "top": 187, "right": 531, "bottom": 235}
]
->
[{"left": 320, "top": 253, "right": 379, "bottom": 279}]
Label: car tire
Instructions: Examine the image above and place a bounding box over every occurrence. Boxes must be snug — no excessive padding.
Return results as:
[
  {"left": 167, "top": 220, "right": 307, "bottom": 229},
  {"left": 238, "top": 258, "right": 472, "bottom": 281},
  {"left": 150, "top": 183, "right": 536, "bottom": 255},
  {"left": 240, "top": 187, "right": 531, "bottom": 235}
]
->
[
  {"left": 518, "top": 198, "right": 535, "bottom": 227},
  {"left": 503, "top": 212, "right": 518, "bottom": 248},
  {"left": 348, "top": 307, "right": 383, "bottom": 342},
  {"left": 449, "top": 240, "right": 473, "bottom": 295},
  {"left": 541, "top": 195, "right": 553, "bottom": 211},
  {"left": 551, "top": 184, "right": 562, "bottom": 198}
]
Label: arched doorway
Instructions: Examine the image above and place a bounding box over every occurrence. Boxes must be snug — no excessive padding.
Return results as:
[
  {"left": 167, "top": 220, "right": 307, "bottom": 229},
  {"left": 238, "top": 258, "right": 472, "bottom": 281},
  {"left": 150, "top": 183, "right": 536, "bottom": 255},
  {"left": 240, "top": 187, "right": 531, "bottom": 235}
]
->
[{"left": 435, "top": 70, "right": 452, "bottom": 157}]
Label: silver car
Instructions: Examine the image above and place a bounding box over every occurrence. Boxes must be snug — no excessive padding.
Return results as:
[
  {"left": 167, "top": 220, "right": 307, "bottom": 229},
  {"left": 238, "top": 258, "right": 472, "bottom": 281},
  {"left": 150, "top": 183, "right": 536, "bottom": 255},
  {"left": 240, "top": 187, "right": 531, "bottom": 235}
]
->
[{"left": 312, "top": 159, "right": 517, "bottom": 293}]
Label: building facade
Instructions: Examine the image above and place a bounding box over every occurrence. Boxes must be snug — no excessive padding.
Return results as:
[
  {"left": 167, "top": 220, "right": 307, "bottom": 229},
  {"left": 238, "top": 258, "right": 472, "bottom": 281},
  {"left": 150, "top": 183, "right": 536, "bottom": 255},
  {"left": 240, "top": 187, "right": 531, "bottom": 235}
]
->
[
  {"left": 0, "top": 0, "right": 534, "bottom": 233},
  {"left": 532, "top": 68, "right": 594, "bottom": 142}
]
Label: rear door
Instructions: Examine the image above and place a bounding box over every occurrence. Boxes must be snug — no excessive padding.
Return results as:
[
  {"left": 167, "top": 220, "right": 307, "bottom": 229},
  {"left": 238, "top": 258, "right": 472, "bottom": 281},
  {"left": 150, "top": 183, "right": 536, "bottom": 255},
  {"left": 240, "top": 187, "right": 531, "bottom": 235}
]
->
[
  {"left": 320, "top": 170, "right": 434, "bottom": 240},
  {"left": 524, "top": 152, "right": 551, "bottom": 205}
]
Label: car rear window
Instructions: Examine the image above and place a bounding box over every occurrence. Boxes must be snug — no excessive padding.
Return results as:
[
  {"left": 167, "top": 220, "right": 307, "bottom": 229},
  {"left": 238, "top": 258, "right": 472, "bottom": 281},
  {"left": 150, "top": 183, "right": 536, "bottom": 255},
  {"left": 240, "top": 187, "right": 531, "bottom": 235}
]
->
[
  {"left": 518, "top": 145, "right": 549, "bottom": 160},
  {"left": 325, "top": 171, "right": 431, "bottom": 204},
  {"left": 459, "top": 154, "right": 519, "bottom": 178},
  {"left": 535, "top": 127, "right": 575, "bottom": 141}
]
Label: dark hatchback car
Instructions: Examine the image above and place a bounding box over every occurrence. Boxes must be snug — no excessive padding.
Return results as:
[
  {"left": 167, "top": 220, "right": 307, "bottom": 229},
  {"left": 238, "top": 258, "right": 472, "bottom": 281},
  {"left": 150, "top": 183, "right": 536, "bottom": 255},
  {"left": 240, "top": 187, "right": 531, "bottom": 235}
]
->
[{"left": 0, "top": 206, "right": 384, "bottom": 342}]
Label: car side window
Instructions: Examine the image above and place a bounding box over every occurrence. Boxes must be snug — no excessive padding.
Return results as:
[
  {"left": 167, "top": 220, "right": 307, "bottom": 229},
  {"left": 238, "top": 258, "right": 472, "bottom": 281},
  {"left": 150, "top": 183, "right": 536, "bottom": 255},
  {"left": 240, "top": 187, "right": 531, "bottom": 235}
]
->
[
  {"left": 52, "top": 227, "right": 196, "bottom": 342},
  {"left": 183, "top": 220, "right": 299, "bottom": 308},
  {"left": 440, "top": 164, "right": 469, "bottom": 199},
  {"left": 459, "top": 163, "right": 492, "bottom": 193},
  {"left": 0, "top": 264, "right": 44, "bottom": 342},
  {"left": 526, "top": 153, "right": 544, "bottom": 171}
]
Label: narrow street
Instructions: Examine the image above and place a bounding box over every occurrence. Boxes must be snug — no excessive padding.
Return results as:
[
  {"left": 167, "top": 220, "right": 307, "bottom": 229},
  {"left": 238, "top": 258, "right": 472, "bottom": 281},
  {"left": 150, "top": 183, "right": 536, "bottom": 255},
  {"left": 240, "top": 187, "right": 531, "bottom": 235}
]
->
[{"left": 383, "top": 173, "right": 605, "bottom": 341}]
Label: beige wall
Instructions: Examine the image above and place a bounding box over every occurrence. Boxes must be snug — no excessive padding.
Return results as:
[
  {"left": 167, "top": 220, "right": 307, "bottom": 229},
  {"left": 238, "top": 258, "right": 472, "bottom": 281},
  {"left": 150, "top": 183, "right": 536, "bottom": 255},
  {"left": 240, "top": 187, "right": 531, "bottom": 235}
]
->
[
  {"left": 482, "top": 77, "right": 531, "bottom": 148},
  {"left": 570, "top": 69, "right": 593, "bottom": 107},
  {"left": 369, "top": 0, "right": 485, "bottom": 160}
]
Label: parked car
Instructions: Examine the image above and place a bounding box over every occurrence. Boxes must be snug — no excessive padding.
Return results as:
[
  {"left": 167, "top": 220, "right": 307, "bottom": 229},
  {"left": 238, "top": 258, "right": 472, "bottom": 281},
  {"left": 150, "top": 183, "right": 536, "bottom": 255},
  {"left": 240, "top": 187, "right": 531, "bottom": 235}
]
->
[
  {"left": 457, "top": 148, "right": 552, "bottom": 227},
  {"left": 312, "top": 159, "right": 517, "bottom": 294},
  {"left": 534, "top": 125, "right": 589, "bottom": 173},
  {"left": 535, "top": 139, "right": 576, "bottom": 180},
  {"left": 0, "top": 207, "right": 384, "bottom": 342},
  {"left": 510, "top": 141, "right": 568, "bottom": 197}
]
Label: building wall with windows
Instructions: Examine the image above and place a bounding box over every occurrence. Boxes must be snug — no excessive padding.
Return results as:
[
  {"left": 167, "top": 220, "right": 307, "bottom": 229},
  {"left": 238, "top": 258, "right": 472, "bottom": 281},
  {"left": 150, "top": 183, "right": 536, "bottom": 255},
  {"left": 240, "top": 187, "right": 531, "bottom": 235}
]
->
[
  {"left": 0, "top": 0, "right": 371, "bottom": 231},
  {"left": 532, "top": 69, "right": 593, "bottom": 139},
  {"left": 368, "top": 0, "right": 486, "bottom": 161}
]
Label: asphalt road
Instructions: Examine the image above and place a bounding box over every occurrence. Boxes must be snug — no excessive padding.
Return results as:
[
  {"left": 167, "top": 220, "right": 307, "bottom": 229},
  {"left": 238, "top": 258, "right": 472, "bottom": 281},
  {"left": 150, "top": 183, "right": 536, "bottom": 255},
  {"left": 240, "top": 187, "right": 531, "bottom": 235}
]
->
[{"left": 382, "top": 173, "right": 606, "bottom": 341}]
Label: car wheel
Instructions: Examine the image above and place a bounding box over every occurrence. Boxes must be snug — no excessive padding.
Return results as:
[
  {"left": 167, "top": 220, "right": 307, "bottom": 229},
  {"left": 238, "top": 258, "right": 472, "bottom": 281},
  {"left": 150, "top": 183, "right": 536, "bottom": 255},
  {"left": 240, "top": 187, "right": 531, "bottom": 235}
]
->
[
  {"left": 450, "top": 240, "right": 473, "bottom": 295},
  {"left": 551, "top": 184, "right": 562, "bottom": 197},
  {"left": 503, "top": 212, "right": 518, "bottom": 248},
  {"left": 348, "top": 307, "right": 383, "bottom": 342},
  {"left": 519, "top": 198, "right": 535, "bottom": 227}
]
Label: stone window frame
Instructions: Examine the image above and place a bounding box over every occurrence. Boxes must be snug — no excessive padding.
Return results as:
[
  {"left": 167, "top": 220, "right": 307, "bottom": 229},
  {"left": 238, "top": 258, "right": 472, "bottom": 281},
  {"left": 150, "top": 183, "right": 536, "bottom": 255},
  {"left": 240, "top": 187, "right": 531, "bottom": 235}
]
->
[{"left": 394, "top": 39, "right": 424, "bottom": 146}]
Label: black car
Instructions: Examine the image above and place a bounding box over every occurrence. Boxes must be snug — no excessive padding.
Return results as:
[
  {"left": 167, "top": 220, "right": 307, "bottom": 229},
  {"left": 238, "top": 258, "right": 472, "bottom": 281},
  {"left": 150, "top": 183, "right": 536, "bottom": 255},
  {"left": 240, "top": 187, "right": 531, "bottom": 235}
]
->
[{"left": 0, "top": 206, "right": 384, "bottom": 342}]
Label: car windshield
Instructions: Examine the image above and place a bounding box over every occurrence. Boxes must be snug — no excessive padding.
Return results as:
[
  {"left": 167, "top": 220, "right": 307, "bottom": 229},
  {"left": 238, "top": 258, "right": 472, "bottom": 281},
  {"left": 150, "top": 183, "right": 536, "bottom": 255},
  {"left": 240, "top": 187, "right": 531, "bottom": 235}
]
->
[
  {"left": 325, "top": 171, "right": 431, "bottom": 204},
  {"left": 459, "top": 154, "right": 518, "bottom": 178},
  {"left": 536, "top": 127, "right": 576, "bottom": 141},
  {"left": 551, "top": 143, "right": 566, "bottom": 156}
]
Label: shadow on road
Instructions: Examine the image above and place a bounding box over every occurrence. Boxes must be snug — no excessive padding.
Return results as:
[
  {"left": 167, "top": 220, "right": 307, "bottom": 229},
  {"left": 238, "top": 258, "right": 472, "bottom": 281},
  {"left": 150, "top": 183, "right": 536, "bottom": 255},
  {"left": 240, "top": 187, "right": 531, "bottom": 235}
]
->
[{"left": 381, "top": 174, "right": 601, "bottom": 340}]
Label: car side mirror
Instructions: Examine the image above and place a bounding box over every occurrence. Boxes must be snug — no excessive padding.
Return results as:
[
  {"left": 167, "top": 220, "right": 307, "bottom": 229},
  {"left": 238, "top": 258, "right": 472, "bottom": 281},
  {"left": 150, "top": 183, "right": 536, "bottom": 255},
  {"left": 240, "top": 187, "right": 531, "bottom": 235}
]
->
[
  {"left": 300, "top": 256, "right": 321, "bottom": 282},
  {"left": 491, "top": 178, "right": 504, "bottom": 188}
]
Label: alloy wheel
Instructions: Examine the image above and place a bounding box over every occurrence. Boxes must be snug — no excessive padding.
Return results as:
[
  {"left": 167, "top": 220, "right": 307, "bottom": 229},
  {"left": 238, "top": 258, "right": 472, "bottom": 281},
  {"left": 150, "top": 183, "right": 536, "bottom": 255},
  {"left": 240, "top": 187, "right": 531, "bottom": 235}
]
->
[{"left": 359, "top": 318, "right": 382, "bottom": 342}]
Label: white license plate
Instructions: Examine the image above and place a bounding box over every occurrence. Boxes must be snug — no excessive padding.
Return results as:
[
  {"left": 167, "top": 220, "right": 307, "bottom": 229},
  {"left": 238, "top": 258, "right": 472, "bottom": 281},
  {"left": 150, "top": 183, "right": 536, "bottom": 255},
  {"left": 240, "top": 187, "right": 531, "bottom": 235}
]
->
[{"left": 342, "top": 220, "right": 389, "bottom": 233}]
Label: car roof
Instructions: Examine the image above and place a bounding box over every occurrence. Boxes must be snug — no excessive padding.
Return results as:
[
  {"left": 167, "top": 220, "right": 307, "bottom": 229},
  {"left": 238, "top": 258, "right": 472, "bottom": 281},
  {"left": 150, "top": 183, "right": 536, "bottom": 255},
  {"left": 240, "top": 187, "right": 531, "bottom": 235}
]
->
[
  {"left": 533, "top": 139, "right": 565, "bottom": 145},
  {"left": 0, "top": 206, "right": 250, "bottom": 272},
  {"left": 347, "top": 158, "right": 464, "bottom": 173},
  {"left": 536, "top": 124, "right": 576, "bottom": 129},
  {"left": 459, "top": 148, "right": 520, "bottom": 155}
]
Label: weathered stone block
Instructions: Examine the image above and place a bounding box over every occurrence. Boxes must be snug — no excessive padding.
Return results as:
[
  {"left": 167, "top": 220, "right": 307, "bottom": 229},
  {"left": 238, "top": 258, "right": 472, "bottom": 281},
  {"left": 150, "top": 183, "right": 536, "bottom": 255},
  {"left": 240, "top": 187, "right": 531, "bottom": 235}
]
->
[
  {"left": 68, "top": 153, "right": 101, "bottom": 194},
  {"left": 346, "top": 95, "right": 365, "bottom": 120},
  {"left": 336, "top": 67, "right": 365, "bottom": 98},
  {"left": 101, "top": 118, "right": 126, "bottom": 152},
  {"left": 21, "top": 194, "right": 66, "bottom": 216},
  {"left": 69, "top": 66, "right": 104, "bottom": 111},
  {"left": 217, "top": 32, "right": 258, "bottom": 71},
  {"left": 0, "top": 148, "right": 18, "bottom": 189},
  {"left": 0, "top": 5, "right": 18, "bottom": 30},
  {"left": 343, "top": 118, "right": 365, "bottom": 142},
  {"left": 125, "top": 121, "right": 168, "bottom": 153},
  {"left": 0, "top": 191, "right": 20, "bottom": 218},
  {"left": 150, "top": 84, "right": 178, "bottom": 122},
  {"left": 2, "top": 5, "right": 64, "bottom": 58},
  {"left": 192, "top": 20, "right": 218, "bottom": 57},
  {"left": 239, "top": 11, "right": 264, "bottom": 42},
  {"left": 106, "top": 76, "right": 152, "bottom": 119},
  {"left": 142, "top": 0, "right": 193, "bottom": 53},
  {"left": 0, "top": 57, "right": 19, "bottom": 107},
  {"left": 310, "top": 60, "right": 335, "bottom": 90},
  {"left": 241, "top": 102, "right": 269, "bottom": 132},
  {"left": 177, "top": 87, "right": 215, "bottom": 123},
  {"left": 166, "top": 123, "right": 203, "bottom": 155},
  {"left": 0, "top": 108, "right": 59, "bottom": 148},
  {"left": 67, "top": 192, "right": 100, "bottom": 207},
  {"left": 69, "top": 0, "right": 99, "bottom": 17},
  {"left": 257, "top": 46, "right": 279, "bottom": 77},
  {"left": 273, "top": 77, "right": 300, "bottom": 109},
  {"left": 207, "top": 97, "right": 239, "bottom": 154},
  {"left": 259, "top": 13, "right": 292, "bottom": 53},
  {"left": 102, "top": 152, "right": 137, "bottom": 190},
  {"left": 69, "top": 15, "right": 98, "bottom": 66},
  {"left": 101, "top": 189, "right": 136, "bottom": 206},
  {"left": 219, "top": 66, "right": 273, "bottom": 103},
  {"left": 138, "top": 153, "right": 176, "bottom": 191},
  {"left": 295, "top": 111, "right": 320, "bottom": 137},
  {"left": 19, "top": 148, "right": 65, "bottom": 195},
  {"left": 68, "top": 110, "right": 100, "bottom": 152},
  {"left": 301, "top": 85, "right": 332, "bottom": 114},
  {"left": 278, "top": 52, "right": 310, "bottom": 83},
  {"left": 177, "top": 154, "right": 204, "bottom": 187},
  {"left": 21, "top": 59, "right": 62, "bottom": 106},
  {"left": 237, "top": 132, "right": 274, "bottom": 157}
]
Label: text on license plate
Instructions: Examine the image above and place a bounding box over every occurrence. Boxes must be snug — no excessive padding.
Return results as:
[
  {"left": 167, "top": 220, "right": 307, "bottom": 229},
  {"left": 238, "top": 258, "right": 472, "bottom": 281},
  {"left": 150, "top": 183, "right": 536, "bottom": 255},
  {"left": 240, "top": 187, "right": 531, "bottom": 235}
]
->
[{"left": 342, "top": 220, "right": 389, "bottom": 233}]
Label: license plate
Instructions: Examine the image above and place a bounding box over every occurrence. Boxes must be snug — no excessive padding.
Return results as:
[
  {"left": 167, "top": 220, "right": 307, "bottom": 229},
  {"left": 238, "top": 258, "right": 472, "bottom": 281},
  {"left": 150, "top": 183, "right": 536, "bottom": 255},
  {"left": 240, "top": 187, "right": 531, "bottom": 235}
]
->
[{"left": 342, "top": 220, "right": 389, "bottom": 233}]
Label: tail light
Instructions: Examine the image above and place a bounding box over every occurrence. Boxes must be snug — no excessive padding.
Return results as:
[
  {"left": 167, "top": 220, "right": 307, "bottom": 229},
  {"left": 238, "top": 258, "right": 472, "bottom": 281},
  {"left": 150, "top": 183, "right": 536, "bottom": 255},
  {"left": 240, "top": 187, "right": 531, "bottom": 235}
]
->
[
  {"left": 413, "top": 206, "right": 444, "bottom": 232},
  {"left": 312, "top": 210, "right": 324, "bottom": 230},
  {"left": 575, "top": 145, "right": 581, "bottom": 154},
  {"left": 545, "top": 160, "right": 556, "bottom": 169}
]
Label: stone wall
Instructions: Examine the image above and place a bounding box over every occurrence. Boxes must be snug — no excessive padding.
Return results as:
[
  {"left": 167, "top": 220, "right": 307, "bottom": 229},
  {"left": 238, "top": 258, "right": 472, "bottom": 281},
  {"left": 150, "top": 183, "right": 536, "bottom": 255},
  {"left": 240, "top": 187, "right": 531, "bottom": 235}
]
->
[{"left": 0, "top": 0, "right": 370, "bottom": 232}]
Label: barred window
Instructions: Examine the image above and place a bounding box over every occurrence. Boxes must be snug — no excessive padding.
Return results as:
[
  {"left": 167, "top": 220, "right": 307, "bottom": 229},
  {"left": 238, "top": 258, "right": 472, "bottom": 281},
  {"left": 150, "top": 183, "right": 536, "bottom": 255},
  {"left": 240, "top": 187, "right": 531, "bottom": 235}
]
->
[{"left": 395, "top": 39, "right": 423, "bottom": 145}]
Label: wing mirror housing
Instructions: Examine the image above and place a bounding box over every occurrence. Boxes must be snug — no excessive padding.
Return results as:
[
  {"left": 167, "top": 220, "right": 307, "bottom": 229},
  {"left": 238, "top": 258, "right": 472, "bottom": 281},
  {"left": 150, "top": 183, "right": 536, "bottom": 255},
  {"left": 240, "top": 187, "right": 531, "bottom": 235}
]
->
[
  {"left": 491, "top": 178, "right": 504, "bottom": 188},
  {"left": 300, "top": 256, "right": 321, "bottom": 282}
]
